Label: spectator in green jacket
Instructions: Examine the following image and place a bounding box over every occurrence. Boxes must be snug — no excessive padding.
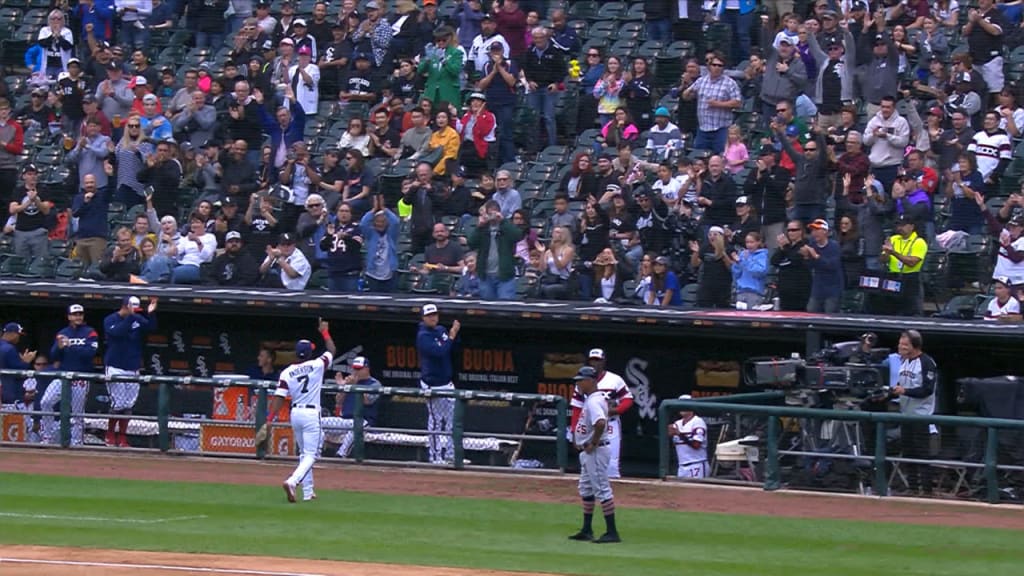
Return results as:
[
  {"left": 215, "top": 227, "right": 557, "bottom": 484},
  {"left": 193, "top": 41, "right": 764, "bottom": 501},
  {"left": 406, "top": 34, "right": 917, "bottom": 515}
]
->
[
  {"left": 418, "top": 26, "right": 463, "bottom": 108},
  {"left": 467, "top": 199, "right": 523, "bottom": 300}
]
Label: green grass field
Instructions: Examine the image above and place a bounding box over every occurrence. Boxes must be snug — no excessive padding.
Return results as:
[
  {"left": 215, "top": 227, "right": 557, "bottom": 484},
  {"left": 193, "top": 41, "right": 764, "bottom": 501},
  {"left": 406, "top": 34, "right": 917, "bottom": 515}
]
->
[{"left": 0, "top": 473, "right": 1020, "bottom": 575}]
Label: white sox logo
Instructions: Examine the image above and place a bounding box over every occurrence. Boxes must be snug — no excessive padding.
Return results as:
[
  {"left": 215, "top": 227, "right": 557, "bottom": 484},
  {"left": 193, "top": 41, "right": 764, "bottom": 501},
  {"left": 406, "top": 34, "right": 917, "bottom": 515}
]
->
[
  {"left": 625, "top": 357, "right": 658, "bottom": 420},
  {"left": 65, "top": 337, "right": 95, "bottom": 348},
  {"left": 219, "top": 333, "right": 232, "bottom": 355},
  {"left": 195, "top": 356, "right": 209, "bottom": 378},
  {"left": 150, "top": 353, "right": 165, "bottom": 375},
  {"left": 172, "top": 331, "right": 186, "bottom": 353},
  {"left": 276, "top": 437, "right": 290, "bottom": 455}
]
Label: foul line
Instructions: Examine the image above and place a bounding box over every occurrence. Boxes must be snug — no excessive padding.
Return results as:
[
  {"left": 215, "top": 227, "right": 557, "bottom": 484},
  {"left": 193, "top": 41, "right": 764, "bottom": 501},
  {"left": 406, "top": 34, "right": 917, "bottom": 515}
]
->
[
  {"left": 0, "top": 558, "right": 326, "bottom": 576},
  {"left": 0, "top": 512, "right": 207, "bottom": 524}
]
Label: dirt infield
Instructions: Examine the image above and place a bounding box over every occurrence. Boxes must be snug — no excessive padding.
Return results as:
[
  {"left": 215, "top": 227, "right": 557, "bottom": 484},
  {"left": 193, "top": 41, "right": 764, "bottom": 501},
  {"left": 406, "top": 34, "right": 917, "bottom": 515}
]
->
[
  {"left": 0, "top": 545, "right": 551, "bottom": 576},
  {"left": 1, "top": 448, "right": 1023, "bottom": 575}
]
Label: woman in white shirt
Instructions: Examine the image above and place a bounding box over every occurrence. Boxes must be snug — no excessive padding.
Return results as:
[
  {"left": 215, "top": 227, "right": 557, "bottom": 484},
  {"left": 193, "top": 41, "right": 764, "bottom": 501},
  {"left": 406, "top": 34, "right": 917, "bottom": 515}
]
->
[
  {"left": 168, "top": 214, "right": 216, "bottom": 284},
  {"left": 539, "top": 226, "right": 575, "bottom": 299},
  {"left": 995, "top": 88, "right": 1024, "bottom": 139},
  {"left": 38, "top": 10, "right": 75, "bottom": 80},
  {"left": 337, "top": 117, "right": 372, "bottom": 157},
  {"left": 932, "top": 0, "right": 960, "bottom": 29}
]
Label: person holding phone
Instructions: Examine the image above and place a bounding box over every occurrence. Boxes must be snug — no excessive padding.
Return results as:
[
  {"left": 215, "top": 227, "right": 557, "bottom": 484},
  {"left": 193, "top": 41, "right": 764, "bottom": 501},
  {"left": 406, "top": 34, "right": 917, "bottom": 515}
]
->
[{"left": 862, "top": 95, "right": 910, "bottom": 198}]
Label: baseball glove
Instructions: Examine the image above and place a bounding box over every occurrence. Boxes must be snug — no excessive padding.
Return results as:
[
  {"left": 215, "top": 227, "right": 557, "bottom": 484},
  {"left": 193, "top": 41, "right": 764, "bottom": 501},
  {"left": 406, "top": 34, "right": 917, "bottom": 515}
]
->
[{"left": 254, "top": 423, "right": 270, "bottom": 450}]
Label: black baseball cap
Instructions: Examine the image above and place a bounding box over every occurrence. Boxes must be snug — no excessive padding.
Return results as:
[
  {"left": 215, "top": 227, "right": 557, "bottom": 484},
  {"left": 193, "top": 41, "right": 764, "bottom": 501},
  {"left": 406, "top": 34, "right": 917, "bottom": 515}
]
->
[
  {"left": 278, "top": 232, "right": 297, "bottom": 245},
  {"left": 574, "top": 366, "right": 598, "bottom": 381}
]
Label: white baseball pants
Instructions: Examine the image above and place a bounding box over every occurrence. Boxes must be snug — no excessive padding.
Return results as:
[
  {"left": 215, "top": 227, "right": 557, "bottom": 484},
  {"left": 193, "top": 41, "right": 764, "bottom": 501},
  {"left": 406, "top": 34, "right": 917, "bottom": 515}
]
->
[
  {"left": 39, "top": 379, "right": 89, "bottom": 445},
  {"left": 605, "top": 418, "right": 622, "bottom": 479},
  {"left": 677, "top": 461, "right": 709, "bottom": 479},
  {"left": 329, "top": 418, "right": 368, "bottom": 458},
  {"left": 105, "top": 367, "right": 140, "bottom": 412},
  {"left": 286, "top": 407, "right": 322, "bottom": 499},
  {"left": 578, "top": 444, "right": 613, "bottom": 502},
  {"left": 421, "top": 381, "right": 454, "bottom": 464}
]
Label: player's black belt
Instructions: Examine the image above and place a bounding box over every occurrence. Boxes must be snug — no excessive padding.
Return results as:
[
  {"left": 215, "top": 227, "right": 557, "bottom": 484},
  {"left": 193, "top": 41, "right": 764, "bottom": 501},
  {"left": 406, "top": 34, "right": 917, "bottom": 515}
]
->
[{"left": 292, "top": 403, "right": 318, "bottom": 409}]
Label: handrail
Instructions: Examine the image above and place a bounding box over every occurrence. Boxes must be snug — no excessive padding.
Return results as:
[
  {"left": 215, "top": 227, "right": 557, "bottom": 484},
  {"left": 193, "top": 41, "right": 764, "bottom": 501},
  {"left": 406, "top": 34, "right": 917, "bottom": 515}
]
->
[
  {"left": 658, "top": 398, "right": 1024, "bottom": 503},
  {"left": 0, "top": 369, "right": 568, "bottom": 470}
]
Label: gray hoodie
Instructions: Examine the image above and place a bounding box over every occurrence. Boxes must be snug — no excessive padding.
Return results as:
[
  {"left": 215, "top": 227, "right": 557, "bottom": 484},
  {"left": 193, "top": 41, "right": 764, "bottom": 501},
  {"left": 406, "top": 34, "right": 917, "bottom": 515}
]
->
[
  {"left": 95, "top": 77, "right": 134, "bottom": 122},
  {"left": 171, "top": 104, "right": 218, "bottom": 148},
  {"left": 759, "top": 24, "right": 808, "bottom": 105}
]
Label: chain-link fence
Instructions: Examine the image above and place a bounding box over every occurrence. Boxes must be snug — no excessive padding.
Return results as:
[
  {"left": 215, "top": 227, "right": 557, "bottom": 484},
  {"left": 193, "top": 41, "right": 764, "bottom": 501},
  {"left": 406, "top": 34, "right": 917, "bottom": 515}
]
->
[
  {"left": 0, "top": 369, "right": 568, "bottom": 472},
  {"left": 659, "top": 395, "right": 1024, "bottom": 504}
]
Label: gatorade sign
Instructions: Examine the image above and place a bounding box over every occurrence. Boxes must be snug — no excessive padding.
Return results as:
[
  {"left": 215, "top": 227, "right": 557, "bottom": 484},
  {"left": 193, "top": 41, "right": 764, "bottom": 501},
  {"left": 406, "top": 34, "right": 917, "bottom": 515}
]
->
[
  {"left": 200, "top": 423, "right": 256, "bottom": 454},
  {"left": 1, "top": 413, "right": 27, "bottom": 442},
  {"left": 269, "top": 425, "right": 294, "bottom": 457}
]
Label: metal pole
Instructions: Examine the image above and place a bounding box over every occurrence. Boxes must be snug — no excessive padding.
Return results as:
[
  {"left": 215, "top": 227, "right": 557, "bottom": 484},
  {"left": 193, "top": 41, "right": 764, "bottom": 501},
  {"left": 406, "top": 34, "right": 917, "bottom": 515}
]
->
[
  {"left": 352, "top": 391, "right": 365, "bottom": 462},
  {"left": 59, "top": 378, "right": 71, "bottom": 448},
  {"left": 157, "top": 382, "right": 170, "bottom": 452},
  {"left": 805, "top": 330, "right": 822, "bottom": 358},
  {"left": 985, "top": 426, "right": 999, "bottom": 504},
  {"left": 255, "top": 387, "right": 268, "bottom": 460},
  {"left": 874, "top": 420, "right": 888, "bottom": 497},
  {"left": 556, "top": 397, "right": 567, "bottom": 472},
  {"left": 765, "top": 416, "right": 780, "bottom": 491},
  {"left": 452, "top": 395, "right": 465, "bottom": 470},
  {"left": 658, "top": 400, "right": 669, "bottom": 479}
]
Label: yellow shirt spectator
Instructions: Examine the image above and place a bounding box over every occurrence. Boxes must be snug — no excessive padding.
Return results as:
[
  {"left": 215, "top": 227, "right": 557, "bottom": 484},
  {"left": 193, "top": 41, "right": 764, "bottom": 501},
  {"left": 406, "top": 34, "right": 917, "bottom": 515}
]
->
[{"left": 885, "top": 228, "right": 927, "bottom": 274}]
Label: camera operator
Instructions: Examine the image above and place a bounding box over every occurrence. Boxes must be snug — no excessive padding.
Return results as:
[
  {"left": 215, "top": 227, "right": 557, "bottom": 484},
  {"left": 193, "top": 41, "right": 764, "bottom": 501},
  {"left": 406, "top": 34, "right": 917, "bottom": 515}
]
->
[{"left": 891, "top": 329, "right": 938, "bottom": 496}]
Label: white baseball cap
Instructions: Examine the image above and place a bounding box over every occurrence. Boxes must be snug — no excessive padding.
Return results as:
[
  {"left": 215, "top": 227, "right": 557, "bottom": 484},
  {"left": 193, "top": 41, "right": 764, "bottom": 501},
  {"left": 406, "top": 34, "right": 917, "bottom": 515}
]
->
[
  {"left": 422, "top": 303, "right": 438, "bottom": 316},
  {"left": 351, "top": 356, "right": 368, "bottom": 369},
  {"left": 123, "top": 296, "right": 142, "bottom": 311},
  {"left": 588, "top": 348, "right": 605, "bottom": 359},
  {"left": 225, "top": 231, "right": 242, "bottom": 241},
  {"left": 68, "top": 304, "right": 84, "bottom": 314},
  {"left": 678, "top": 394, "right": 693, "bottom": 400}
]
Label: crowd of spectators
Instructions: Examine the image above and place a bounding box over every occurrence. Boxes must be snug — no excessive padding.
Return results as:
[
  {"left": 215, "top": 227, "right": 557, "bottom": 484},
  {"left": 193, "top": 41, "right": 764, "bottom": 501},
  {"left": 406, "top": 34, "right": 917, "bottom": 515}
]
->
[{"left": 2, "top": 0, "right": 1024, "bottom": 319}]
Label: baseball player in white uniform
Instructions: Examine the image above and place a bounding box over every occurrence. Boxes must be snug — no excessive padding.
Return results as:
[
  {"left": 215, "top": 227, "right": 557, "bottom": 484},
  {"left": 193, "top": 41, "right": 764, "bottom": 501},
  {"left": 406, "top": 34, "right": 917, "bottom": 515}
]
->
[
  {"left": 267, "top": 319, "right": 336, "bottom": 503},
  {"left": 569, "top": 366, "right": 621, "bottom": 544},
  {"left": 669, "top": 395, "right": 709, "bottom": 479},
  {"left": 571, "top": 348, "right": 633, "bottom": 478}
]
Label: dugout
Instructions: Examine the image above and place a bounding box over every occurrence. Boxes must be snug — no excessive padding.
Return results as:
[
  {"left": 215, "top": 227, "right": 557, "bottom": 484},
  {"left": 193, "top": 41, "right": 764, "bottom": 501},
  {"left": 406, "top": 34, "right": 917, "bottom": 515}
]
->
[{"left": 2, "top": 279, "right": 1023, "bottom": 477}]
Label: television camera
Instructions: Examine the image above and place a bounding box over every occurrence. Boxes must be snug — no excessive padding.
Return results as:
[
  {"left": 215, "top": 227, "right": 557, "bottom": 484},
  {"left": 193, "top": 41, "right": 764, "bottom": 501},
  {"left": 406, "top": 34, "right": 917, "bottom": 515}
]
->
[{"left": 742, "top": 336, "right": 892, "bottom": 409}]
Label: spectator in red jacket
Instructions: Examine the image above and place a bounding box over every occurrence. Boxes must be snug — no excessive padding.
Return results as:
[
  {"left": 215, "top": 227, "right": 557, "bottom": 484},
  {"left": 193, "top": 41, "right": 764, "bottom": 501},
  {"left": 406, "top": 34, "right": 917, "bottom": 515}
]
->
[
  {"left": 458, "top": 92, "right": 496, "bottom": 178},
  {"left": 493, "top": 0, "right": 527, "bottom": 58},
  {"left": 0, "top": 98, "right": 24, "bottom": 208}
]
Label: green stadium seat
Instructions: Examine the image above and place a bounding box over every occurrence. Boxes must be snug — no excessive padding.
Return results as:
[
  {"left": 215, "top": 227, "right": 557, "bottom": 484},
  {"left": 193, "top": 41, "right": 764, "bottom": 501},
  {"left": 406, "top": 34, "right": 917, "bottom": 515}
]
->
[
  {"left": 0, "top": 254, "right": 27, "bottom": 276},
  {"left": 597, "top": 2, "right": 627, "bottom": 20},
  {"left": 16, "top": 256, "right": 55, "bottom": 279}
]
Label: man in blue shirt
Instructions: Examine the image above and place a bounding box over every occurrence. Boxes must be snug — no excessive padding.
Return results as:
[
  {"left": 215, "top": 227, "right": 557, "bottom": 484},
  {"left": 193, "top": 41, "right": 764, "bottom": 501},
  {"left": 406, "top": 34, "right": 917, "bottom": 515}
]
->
[
  {"left": 0, "top": 322, "right": 37, "bottom": 442},
  {"left": 416, "top": 303, "right": 460, "bottom": 464},
  {"left": 103, "top": 295, "right": 158, "bottom": 447},
  {"left": 0, "top": 322, "right": 36, "bottom": 406},
  {"left": 802, "top": 219, "right": 844, "bottom": 313},
  {"left": 40, "top": 304, "right": 99, "bottom": 445},
  {"left": 331, "top": 355, "right": 381, "bottom": 458}
]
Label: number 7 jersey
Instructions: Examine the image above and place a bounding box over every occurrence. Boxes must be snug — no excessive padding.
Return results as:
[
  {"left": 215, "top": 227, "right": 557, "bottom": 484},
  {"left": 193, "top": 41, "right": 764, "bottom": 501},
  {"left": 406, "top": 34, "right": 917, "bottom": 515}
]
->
[{"left": 275, "top": 352, "right": 334, "bottom": 408}]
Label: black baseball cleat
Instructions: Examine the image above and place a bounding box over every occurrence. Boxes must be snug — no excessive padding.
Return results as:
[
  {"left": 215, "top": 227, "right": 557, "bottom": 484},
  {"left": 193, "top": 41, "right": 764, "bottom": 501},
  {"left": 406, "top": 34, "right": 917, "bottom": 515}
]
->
[
  {"left": 592, "top": 532, "right": 621, "bottom": 544},
  {"left": 568, "top": 530, "right": 594, "bottom": 541}
]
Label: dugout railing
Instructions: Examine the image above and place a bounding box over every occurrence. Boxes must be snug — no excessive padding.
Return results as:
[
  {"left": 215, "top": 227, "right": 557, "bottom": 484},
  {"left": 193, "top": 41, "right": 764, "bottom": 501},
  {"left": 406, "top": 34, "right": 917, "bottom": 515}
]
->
[
  {"left": 0, "top": 369, "right": 569, "bottom": 472},
  {"left": 658, "top": 396, "right": 1024, "bottom": 504}
]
